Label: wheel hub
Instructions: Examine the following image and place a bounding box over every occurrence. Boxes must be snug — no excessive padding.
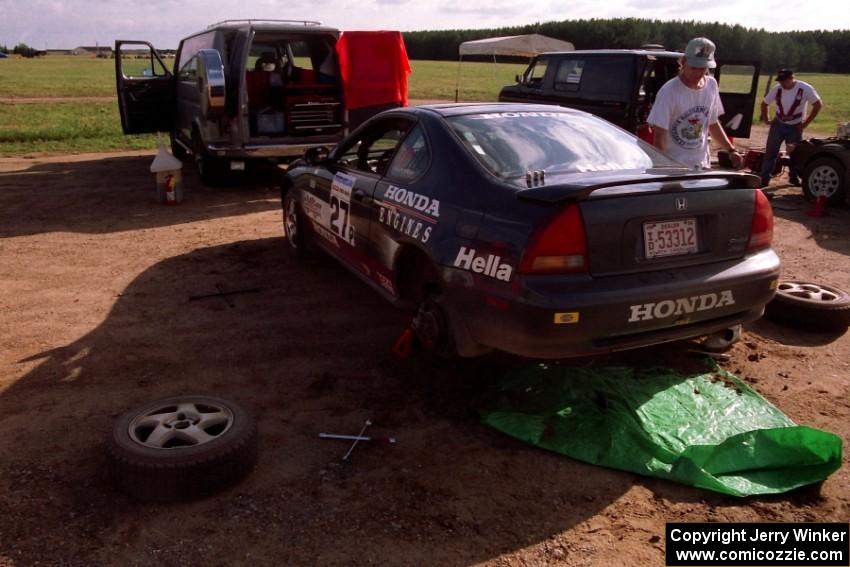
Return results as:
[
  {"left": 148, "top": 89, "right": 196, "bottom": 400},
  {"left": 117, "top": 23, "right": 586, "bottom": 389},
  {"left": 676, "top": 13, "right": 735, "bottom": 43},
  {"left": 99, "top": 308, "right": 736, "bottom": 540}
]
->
[
  {"left": 128, "top": 402, "right": 233, "bottom": 449},
  {"left": 809, "top": 165, "right": 839, "bottom": 198},
  {"left": 413, "top": 301, "right": 443, "bottom": 350},
  {"left": 779, "top": 281, "right": 840, "bottom": 302}
]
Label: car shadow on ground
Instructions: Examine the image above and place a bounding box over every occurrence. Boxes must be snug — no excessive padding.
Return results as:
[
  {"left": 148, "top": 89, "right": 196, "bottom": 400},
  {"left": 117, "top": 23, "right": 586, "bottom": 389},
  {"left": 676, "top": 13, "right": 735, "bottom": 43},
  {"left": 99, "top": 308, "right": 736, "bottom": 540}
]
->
[
  {"left": 0, "top": 236, "right": 816, "bottom": 565},
  {"left": 0, "top": 154, "right": 283, "bottom": 238},
  {"left": 769, "top": 191, "right": 850, "bottom": 258},
  {"left": 745, "top": 318, "right": 847, "bottom": 347},
  {"left": 0, "top": 236, "right": 621, "bottom": 565}
]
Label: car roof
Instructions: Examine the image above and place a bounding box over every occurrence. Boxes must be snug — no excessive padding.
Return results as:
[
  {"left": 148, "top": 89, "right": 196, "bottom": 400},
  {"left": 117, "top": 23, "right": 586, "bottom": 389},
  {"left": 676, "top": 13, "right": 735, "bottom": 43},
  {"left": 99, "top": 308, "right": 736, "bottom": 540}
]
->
[
  {"left": 538, "top": 49, "right": 683, "bottom": 59},
  {"left": 412, "top": 103, "right": 588, "bottom": 119},
  {"left": 186, "top": 20, "right": 339, "bottom": 39}
]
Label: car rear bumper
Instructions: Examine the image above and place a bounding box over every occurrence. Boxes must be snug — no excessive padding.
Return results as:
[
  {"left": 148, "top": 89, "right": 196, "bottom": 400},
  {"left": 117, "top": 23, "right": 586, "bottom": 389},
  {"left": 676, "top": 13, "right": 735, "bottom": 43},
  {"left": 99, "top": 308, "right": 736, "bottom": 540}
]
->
[{"left": 445, "top": 249, "right": 781, "bottom": 359}]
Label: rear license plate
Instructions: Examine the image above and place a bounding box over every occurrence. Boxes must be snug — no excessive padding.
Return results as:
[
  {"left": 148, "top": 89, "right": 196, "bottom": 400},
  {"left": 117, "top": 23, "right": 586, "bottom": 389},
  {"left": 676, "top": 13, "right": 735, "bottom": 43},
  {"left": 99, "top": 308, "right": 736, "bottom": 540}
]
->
[{"left": 643, "top": 218, "right": 698, "bottom": 259}]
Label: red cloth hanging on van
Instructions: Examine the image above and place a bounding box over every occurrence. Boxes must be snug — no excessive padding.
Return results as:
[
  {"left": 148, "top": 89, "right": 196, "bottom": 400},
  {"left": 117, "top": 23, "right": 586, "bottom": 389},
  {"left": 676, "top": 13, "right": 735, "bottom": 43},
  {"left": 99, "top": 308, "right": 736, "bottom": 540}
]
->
[{"left": 336, "top": 31, "right": 411, "bottom": 110}]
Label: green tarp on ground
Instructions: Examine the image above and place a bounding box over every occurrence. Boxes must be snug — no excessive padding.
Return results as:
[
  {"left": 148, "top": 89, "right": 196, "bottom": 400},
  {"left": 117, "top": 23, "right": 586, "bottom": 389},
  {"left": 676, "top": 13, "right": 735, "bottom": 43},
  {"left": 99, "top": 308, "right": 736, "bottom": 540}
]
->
[{"left": 481, "top": 363, "right": 842, "bottom": 497}]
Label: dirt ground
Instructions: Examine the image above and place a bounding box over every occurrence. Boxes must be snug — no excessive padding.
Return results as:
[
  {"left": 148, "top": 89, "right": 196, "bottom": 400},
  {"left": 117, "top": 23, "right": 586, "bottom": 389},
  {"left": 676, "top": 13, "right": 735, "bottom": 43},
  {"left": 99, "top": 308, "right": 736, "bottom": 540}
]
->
[{"left": 0, "top": 130, "right": 848, "bottom": 566}]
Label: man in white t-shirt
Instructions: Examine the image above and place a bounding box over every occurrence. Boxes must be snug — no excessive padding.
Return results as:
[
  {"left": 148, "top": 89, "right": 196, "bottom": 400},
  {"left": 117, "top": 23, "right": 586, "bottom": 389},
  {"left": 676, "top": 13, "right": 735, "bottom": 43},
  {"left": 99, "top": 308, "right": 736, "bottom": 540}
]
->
[
  {"left": 647, "top": 37, "right": 742, "bottom": 170},
  {"left": 759, "top": 68, "right": 822, "bottom": 187}
]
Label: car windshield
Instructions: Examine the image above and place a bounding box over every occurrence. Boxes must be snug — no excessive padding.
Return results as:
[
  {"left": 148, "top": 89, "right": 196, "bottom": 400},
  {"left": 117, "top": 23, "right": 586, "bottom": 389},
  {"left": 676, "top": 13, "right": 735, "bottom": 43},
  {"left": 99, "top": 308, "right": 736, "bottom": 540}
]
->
[{"left": 447, "top": 110, "right": 681, "bottom": 179}]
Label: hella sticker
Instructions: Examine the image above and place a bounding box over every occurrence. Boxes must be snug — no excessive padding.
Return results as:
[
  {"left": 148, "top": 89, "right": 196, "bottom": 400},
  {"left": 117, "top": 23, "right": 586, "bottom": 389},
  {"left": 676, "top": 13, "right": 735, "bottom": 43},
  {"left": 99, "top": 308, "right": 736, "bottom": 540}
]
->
[
  {"left": 454, "top": 247, "right": 513, "bottom": 282},
  {"left": 628, "top": 291, "right": 735, "bottom": 322}
]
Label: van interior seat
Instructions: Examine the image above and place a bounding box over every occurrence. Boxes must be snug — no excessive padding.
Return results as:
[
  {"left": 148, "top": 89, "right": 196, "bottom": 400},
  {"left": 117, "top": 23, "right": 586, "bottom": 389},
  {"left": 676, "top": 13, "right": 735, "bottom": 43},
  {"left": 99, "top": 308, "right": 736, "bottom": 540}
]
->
[{"left": 245, "top": 70, "right": 270, "bottom": 108}]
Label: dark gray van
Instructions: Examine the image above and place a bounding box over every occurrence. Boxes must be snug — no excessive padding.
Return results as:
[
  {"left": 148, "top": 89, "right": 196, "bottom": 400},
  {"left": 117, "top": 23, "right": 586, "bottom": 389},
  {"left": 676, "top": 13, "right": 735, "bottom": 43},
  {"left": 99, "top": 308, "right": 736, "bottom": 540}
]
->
[
  {"left": 498, "top": 49, "right": 760, "bottom": 140},
  {"left": 116, "top": 20, "right": 406, "bottom": 184}
]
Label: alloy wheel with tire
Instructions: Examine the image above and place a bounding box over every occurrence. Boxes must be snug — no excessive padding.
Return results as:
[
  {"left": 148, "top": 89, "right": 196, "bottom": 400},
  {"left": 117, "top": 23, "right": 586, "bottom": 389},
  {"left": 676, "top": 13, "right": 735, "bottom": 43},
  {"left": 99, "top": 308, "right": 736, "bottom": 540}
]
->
[
  {"left": 106, "top": 395, "right": 257, "bottom": 502},
  {"left": 282, "top": 193, "right": 312, "bottom": 259},
  {"left": 802, "top": 157, "right": 846, "bottom": 206},
  {"left": 412, "top": 294, "right": 457, "bottom": 358},
  {"left": 764, "top": 280, "right": 850, "bottom": 332}
]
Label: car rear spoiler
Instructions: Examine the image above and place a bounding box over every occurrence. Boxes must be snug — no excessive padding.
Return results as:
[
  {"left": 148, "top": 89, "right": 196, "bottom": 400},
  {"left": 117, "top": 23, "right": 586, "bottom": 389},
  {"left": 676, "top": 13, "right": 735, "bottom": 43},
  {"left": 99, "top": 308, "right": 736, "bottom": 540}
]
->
[{"left": 517, "top": 171, "right": 761, "bottom": 204}]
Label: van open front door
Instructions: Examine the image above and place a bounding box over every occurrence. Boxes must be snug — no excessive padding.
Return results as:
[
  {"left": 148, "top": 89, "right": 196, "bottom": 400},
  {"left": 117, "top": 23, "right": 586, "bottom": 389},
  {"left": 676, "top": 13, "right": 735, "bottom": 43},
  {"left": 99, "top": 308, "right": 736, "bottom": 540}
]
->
[
  {"left": 715, "top": 62, "right": 761, "bottom": 139},
  {"left": 115, "top": 40, "right": 174, "bottom": 134}
]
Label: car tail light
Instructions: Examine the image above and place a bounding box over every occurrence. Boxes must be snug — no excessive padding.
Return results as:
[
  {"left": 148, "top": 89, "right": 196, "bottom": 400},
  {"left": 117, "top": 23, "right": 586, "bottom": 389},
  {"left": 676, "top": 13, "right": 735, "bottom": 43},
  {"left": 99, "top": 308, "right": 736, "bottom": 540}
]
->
[
  {"left": 747, "top": 189, "right": 774, "bottom": 251},
  {"left": 519, "top": 204, "right": 588, "bottom": 274}
]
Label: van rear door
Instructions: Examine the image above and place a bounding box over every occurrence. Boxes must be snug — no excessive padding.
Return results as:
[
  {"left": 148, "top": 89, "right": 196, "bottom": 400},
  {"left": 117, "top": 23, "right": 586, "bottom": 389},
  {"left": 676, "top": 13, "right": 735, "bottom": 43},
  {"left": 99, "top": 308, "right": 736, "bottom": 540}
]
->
[
  {"left": 115, "top": 40, "right": 174, "bottom": 134},
  {"left": 715, "top": 62, "right": 760, "bottom": 139}
]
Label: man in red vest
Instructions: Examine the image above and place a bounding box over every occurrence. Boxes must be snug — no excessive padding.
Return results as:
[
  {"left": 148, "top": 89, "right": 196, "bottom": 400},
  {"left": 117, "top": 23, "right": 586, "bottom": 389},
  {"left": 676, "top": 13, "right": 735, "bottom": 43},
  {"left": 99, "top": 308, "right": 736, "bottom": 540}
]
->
[{"left": 759, "top": 68, "right": 822, "bottom": 187}]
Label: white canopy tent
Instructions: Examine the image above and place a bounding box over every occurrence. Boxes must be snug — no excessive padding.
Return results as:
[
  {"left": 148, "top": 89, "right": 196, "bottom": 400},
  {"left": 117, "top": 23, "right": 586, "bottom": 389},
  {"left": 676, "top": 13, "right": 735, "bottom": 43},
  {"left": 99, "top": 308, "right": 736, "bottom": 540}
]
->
[
  {"left": 458, "top": 34, "right": 575, "bottom": 58},
  {"left": 455, "top": 34, "right": 574, "bottom": 101}
]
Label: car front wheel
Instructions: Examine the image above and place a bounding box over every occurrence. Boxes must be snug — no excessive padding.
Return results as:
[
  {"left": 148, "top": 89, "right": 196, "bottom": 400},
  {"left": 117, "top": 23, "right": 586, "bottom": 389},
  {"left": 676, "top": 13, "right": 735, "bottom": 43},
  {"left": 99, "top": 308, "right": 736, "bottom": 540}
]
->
[{"left": 282, "top": 193, "right": 312, "bottom": 259}]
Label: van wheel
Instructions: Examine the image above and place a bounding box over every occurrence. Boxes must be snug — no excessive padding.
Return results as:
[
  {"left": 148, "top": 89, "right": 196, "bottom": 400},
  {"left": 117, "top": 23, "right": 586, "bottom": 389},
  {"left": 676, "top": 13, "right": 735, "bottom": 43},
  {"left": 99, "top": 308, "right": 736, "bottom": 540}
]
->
[
  {"left": 192, "top": 131, "right": 226, "bottom": 186},
  {"left": 170, "top": 130, "right": 188, "bottom": 161},
  {"left": 764, "top": 280, "right": 850, "bottom": 332},
  {"left": 106, "top": 395, "right": 257, "bottom": 502}
]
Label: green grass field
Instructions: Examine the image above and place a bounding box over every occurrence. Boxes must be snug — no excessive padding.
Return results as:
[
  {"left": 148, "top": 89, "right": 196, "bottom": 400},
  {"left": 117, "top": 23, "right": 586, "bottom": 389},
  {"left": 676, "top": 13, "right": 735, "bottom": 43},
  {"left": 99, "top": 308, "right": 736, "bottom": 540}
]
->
[
  {"left": 1, "top": 55, "right": 848, "bottom": 156},
  {"left": 0, "top": 100, "right": 154, "bottom": 155}
]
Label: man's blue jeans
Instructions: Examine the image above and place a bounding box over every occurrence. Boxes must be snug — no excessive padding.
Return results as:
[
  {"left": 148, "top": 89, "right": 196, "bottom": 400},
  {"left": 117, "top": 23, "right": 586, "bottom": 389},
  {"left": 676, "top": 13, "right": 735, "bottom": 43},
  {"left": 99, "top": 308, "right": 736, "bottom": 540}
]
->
[{"left": 761, "top": 120, "right": 802, "bottom": 185}]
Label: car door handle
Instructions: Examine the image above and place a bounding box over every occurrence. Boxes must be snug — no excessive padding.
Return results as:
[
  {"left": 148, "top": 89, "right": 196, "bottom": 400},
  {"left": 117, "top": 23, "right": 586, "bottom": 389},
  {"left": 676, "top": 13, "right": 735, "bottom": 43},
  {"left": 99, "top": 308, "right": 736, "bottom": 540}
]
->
[{"left": 353, "top": 189, "right": 372, "bottom": 204}]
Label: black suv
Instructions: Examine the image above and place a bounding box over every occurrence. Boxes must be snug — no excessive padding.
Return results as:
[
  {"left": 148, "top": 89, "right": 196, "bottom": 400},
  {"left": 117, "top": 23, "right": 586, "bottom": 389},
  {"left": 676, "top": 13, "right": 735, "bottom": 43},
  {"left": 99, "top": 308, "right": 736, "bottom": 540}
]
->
[
  {"left": 116, "top": 20, "right": 407, "bottom": 183},
  {"left": 498, "top": 49, "right": 760, "bottom": 140}
]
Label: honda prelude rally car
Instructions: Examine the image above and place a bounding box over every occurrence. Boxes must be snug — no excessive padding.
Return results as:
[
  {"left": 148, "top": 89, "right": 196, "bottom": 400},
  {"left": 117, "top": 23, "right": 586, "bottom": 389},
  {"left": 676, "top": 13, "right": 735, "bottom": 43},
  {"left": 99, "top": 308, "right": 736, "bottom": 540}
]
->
[{"left": 281, "top": 103, "right": 780, "bottom": 358}]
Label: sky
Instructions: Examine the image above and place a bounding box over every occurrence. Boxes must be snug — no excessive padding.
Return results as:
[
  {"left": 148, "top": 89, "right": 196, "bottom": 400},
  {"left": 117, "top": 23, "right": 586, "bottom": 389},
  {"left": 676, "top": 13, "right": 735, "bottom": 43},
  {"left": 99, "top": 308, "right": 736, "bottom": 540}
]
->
[{"left": 1, "top": 0, "right": 849, "bottom": 49}]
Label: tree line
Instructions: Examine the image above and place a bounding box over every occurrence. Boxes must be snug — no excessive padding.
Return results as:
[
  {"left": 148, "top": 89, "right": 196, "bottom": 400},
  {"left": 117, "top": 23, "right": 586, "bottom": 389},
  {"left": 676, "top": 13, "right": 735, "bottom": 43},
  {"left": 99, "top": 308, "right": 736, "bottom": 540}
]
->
[
  {"left": 402, "top": 18, "right": 850, "bottom": 73},
  {"left": 0, "top": 43, "right": 43, "bottom": 57}
]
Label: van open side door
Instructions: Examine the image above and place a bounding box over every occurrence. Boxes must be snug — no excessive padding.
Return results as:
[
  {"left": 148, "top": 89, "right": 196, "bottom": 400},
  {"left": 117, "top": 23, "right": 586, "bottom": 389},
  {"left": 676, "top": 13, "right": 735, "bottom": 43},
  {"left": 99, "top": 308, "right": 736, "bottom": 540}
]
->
[
  {"left": 715, "top": 61, "right": 761, "bottom": 139},
  {"left": 115, "top": 40, "right": 174, "bottom": 134}
]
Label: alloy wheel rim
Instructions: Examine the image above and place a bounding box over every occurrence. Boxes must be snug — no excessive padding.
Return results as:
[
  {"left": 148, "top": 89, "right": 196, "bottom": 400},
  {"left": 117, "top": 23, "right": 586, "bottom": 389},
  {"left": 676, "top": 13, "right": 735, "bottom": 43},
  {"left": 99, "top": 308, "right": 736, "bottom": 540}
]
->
[
  {"left": 778, "top": 281, "right": 840, "bottom": 303},
  {"left": 128, "top": 401, "right": 234, "bottom": 449},
  {"left": 285, "top": 199, "right": 298, "bottom": 247},
  {"left": 809, "top": 165, "right": 839, "bottom": 198},
  {"left": 415, "top": 302, "right": 442, "bottom": 350}
]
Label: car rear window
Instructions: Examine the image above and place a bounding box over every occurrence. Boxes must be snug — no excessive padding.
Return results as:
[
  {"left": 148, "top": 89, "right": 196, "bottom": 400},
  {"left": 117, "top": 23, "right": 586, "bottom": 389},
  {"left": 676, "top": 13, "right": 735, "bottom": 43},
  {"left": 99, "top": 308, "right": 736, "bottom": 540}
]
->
[{"left": 447, "top": 110, "right": 679, "bottom": 179}]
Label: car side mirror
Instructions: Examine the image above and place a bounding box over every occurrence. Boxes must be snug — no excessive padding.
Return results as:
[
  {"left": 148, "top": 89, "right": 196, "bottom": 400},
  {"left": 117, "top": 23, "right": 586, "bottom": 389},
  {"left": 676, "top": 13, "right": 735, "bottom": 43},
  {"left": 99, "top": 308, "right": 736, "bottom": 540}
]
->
[
  {"left": 515, "top": 74, "right": 524, "bottom": 84},
  {"left": 304, "top": 146, "right": 330, "bottom": 166},
  {"left": 197, "top": 49, "right": 226, "bottom": 120}
]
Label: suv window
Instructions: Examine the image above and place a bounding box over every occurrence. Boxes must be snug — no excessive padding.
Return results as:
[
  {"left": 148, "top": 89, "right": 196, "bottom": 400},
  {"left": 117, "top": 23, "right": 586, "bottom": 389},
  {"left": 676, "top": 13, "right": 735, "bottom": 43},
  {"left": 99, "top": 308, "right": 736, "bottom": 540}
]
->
[
  {"left": 554, "top": 59, "right": 584, "bottom": 92},
  {"left": 718, "top": 64, "right": 757, "bottom": 94},
  {"left": 562, "top": 56, "right": 634, "bottom": 99},
  {"left": 525, "top": 58, "right": 549, "bottom": 87}
]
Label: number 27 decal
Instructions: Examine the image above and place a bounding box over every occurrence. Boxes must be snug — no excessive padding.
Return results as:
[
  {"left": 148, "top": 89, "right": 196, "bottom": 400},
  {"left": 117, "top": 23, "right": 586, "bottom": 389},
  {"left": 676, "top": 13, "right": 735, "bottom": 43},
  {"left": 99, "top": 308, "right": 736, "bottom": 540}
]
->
[
  {"left": 329, "top": 196, "right": 355, "bottom": 245},
  {"left": 329, "top": 173, "right": 357, "bottom": 245}
]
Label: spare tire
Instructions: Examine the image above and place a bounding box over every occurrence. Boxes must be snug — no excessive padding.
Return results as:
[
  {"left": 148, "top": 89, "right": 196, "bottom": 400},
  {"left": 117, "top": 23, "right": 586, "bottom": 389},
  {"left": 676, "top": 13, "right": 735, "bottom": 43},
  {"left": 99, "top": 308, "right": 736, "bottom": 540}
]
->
[
  {"left": 107, "top": 395, "right": 257, "bottom": 502},
  {"left": 764, "top": 281, "right": 850, "bottom": 332}
]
